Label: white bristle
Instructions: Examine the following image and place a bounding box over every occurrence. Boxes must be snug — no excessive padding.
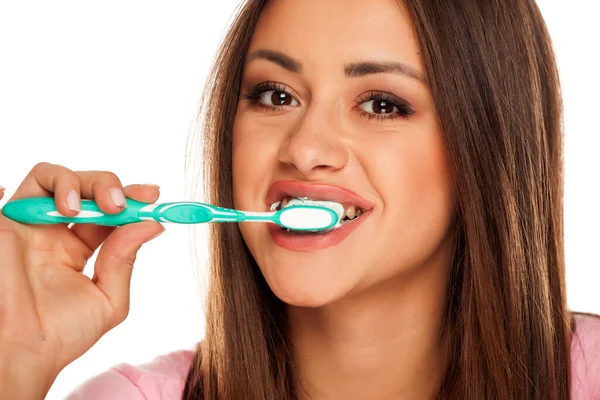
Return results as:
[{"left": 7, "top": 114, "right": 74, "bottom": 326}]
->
[
  {"left": 269, "top": 201, "right": 281, "bottom": 212},
  {"left": 283, "top": 197, "right": 344, "bottom": 231}
]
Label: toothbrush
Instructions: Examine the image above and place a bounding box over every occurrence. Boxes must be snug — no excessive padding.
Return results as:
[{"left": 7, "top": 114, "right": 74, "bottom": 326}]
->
[{"left": 1, "top": 197, "right": 342, "bottom": 232}]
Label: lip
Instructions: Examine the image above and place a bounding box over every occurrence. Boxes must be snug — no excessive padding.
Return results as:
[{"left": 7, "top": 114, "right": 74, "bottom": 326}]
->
[
  {"left": 265, "top": 180, "right": 374, "bottom": 211},
  {"left": 264, "top": 180, "right": 374, "bottom": 251}
]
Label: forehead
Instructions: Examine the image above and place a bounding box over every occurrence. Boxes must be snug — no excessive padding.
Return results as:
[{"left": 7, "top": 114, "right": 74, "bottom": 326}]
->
[{"left": 247, "top": 0, "right": 423, "bottom": 74}]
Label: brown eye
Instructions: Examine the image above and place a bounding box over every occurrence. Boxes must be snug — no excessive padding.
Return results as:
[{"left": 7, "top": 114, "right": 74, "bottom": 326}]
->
[
  {"left": 355, "top": 91, "right": 414, "bottom": 120},
  {"left": 259, "top": 90, "right": 299, "bottom": 107},
  {"left": 372, "top": 100, "right": 395, "bottom": 114},
  {"left": 365, "top": 100, "right": 397, "bottom": 115},
  {"left": 272, "top": 91, "right": 292, "bottom": 105}
]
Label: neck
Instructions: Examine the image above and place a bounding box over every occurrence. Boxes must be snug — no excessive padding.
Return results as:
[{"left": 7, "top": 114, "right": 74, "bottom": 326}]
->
[{"left": 287, "top": 238, "right": 452, "bottom": 400}]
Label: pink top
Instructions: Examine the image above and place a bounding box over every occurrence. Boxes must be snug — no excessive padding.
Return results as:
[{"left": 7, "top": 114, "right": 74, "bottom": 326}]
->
[{"left": 67, "top": 314, "right": 600, "bottom": 399}]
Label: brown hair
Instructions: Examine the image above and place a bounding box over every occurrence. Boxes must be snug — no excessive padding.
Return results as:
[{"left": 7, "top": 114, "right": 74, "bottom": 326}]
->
[{"left": 183, "top": 0, "right": 572, "bottom": 398}]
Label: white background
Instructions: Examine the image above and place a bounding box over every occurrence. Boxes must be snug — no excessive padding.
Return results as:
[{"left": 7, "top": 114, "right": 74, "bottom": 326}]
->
[{"left": 0, "top": 1, "right": 598, "bottom": 399}]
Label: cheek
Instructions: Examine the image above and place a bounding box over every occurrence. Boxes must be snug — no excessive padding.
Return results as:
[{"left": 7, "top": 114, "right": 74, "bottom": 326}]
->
[
  {"left": 232, "top": 112, "right": 282, "bottom": 262},
  {"left": 232, "top": 114, "right": 269, "bottom": 209},
  {"left": 362, "top": 127, "right": 454, "bottom": 270},
  {"left": 232, "top": 117, "right": 262, "bottom": 262},
  {"left": 368, "top": 127, "right": 452, "bottom": 200},
  {"left": 232, "top": 138, "right": 253, "bottom": 209},
  {"left": 232, "top": 110, "right": 296, "bottom": 210}
]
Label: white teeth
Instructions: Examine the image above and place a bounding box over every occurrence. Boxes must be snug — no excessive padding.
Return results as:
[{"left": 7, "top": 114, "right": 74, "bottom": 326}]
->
[
  {"left": 273, "top": 196, "right": 366, "bottom": 229},
  {"left": 276, "top": 196, "right": 364, "bottom": 222},
  {"left": 344, "top": 205, "right": 356, "bottom": 220}
]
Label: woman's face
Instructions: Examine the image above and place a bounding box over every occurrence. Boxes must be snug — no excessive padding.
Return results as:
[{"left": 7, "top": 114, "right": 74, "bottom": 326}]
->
[{"left": 232, "top": 0, "right": 455, "bottom": 306}]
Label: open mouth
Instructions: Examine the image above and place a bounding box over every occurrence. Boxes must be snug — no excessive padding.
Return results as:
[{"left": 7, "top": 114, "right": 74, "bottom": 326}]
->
[
  {"left": 272, "top": 196, "right": 364, "bottom": 234},
  {"left": 264, "top": 181, "right": 374, "bottom": 249}
]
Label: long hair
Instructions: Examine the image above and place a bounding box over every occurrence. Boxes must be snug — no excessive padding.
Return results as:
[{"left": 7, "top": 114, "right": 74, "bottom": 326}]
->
[{"left": 183, "top": 1, "right": 571, "bottom": 398}]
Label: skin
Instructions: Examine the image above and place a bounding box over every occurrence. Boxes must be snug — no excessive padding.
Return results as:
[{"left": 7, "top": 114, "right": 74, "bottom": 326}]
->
[
  {"left": 233, "top": 0, "right": 456, "bottom": 399},
  {"left": 0, "top": 164, "right": 164, "bottom": 398}
]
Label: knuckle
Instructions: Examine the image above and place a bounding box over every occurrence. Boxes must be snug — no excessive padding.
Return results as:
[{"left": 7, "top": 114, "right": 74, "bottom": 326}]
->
[
  {"left": 101, "top": 171, "right": 121, "bottom": 185},
  {"left": 32, "top": 162, "right": 80, "bottom": 187},
  {"left": 105, "top": 247, "right": 137, "bottom": 266},
  {"left": 64, "top": 170, "right": 80, "bottom": 185},
  {"left": 32, "top": 161, "right": 51, "bottom": 173}
]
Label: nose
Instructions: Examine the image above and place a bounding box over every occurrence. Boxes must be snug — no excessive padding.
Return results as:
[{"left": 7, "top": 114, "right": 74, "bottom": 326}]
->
[{"left": 277, "top": 102, "right": 349, "bottom": 177}]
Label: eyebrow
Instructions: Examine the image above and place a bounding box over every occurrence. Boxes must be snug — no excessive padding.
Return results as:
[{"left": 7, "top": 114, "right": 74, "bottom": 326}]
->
[
  {"left": 345, "top": 61, "right": 426, "bottom": 84},
  {"left": 247, "top": 49, "right": 302, "bottom": 73},
  {"left": 246, "top": 49, "right": 426, "bottom": 84}
]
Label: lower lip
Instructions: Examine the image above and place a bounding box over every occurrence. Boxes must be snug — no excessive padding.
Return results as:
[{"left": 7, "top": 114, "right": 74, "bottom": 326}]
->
[{"left": 267, "top": 210, "right": 371, "bottom": 251}]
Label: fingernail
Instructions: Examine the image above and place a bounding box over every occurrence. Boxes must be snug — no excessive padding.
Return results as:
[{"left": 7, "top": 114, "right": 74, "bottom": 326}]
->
[
  {"left": 110, "top": 188, "right": 127, "bottom": 208},
  {"left": 0, "top": 185, "right": 5, "bottom": 191},
  {"left": 143, "top": 183, "right": 160, "bottom": 189},
  {"left": 67, "top": 190, "right": 81, "bottom": 212}
]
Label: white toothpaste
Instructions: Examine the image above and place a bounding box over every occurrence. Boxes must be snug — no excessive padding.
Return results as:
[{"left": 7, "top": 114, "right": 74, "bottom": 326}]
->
[{"left": 271, "top": 197, "right": 345, "bottom": 229}]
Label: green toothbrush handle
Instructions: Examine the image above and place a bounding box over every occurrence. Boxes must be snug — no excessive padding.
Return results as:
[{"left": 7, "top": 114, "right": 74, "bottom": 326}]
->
[
  {"left": 1, "top": 197, "right": 154, "bottom": 226},
  {"left": 2, "top": 197, "right": 340, "bottom": 230},
  {"left": 1, "top": 197, "right": 245, "bottom": 226}
]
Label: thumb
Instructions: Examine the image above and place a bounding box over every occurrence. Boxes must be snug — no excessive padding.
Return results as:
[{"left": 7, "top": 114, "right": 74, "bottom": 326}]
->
[{"left": 92, "top": 221, "right": 165, "bottom": 328}]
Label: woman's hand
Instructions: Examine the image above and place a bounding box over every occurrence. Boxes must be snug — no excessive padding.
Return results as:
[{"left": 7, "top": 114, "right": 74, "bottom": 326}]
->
[{"left": 0, "top": 162, "right": 165, "bottom": 398}]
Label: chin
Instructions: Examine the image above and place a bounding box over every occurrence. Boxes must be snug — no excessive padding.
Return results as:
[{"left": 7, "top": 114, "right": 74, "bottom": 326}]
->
[
  {"left": 269, "top": 282, "right": 343, "bottom": 308},
  {"left": 239, "top": 223, "right": 370, "bottom": 307},
  {"left": 258, "top": 256, "right": 357, "bottom": 308}
]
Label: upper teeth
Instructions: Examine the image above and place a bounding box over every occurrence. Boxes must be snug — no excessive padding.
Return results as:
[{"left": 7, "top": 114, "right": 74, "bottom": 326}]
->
[
  {"left": 273, "top": 196, "right": 363, "bottom": 222},
  {"left": 345, "top": 204, "right": 357, "bottom": 219}
]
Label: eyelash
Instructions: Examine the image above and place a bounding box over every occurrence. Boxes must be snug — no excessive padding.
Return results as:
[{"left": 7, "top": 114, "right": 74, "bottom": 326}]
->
[
  {"left": 354, "top": 91, "right": 415, "bottom": 120},
  {"left": 242, "top": 81, "right": 415, "bottom": 121},
  {"left": 242, "top": 81, "right": 291, "bottom": 112}
]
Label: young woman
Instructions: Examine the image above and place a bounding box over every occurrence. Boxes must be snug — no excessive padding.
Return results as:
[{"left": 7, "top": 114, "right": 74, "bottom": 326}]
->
[{"left": 1, "top": 0, "right": 598, "bottom": 399}]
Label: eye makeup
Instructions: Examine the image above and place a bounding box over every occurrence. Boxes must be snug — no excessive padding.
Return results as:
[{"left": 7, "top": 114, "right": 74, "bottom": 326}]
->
[{"left": 242, "top": 80, "right": 416, "bottom": 120}]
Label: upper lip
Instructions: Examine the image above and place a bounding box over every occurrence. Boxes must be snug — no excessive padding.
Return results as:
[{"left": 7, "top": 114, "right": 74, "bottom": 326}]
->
[{"left": 265, "top": 180, "right": 374, "bottom": 211}]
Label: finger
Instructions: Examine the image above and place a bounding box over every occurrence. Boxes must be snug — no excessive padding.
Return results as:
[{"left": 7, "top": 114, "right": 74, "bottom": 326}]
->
[
  {"left": 70, "top": 184, "right": 161, "bottom": 253},
  {"left": 92, "top": 221, "right": 165, "bottom": 328},
  {"left": 122, "top": 183, "right": 161, "bottom": 202},
  {"left": 70, "top": 224, "right": 116, "bottom": 255},
  {"left": 73, "top": 170, "right": 127, "bottom": 215},
  {"left": 0, "top": 185, "right": 5, "bottom": 201},
  {"left": 12, "top": 163, "right": 132, "bottom": 219},
  {"left": 11, "top": 162, "right": 82, "bottom": 217}
]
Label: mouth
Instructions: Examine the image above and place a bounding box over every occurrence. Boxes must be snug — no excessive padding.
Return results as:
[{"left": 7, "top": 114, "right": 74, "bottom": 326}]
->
[
  {"left": 264, "top": 180, "right": 374, "bottom": 251},
  {"left": 271, "top": 196, "right": 364, "bottom": 229}
]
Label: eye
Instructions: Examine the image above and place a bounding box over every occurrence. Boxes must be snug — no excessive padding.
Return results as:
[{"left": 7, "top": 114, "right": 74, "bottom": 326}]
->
[
  {"left": 355, "top": 91, "right": 415, "bottom": 120},
  {"left": 243, "top": 81, "right": 299, "bottom": 111},
  {"left": 259, "top": 90, "right": 299, "bottom": 107},
  {"left": 361, "top": 99, "right": 397, "bottom": 114}
]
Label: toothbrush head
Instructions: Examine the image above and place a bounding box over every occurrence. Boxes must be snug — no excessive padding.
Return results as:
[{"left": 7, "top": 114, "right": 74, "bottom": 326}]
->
[{"left": 276, "top": 203, "right": 343, "bottom": 232}]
